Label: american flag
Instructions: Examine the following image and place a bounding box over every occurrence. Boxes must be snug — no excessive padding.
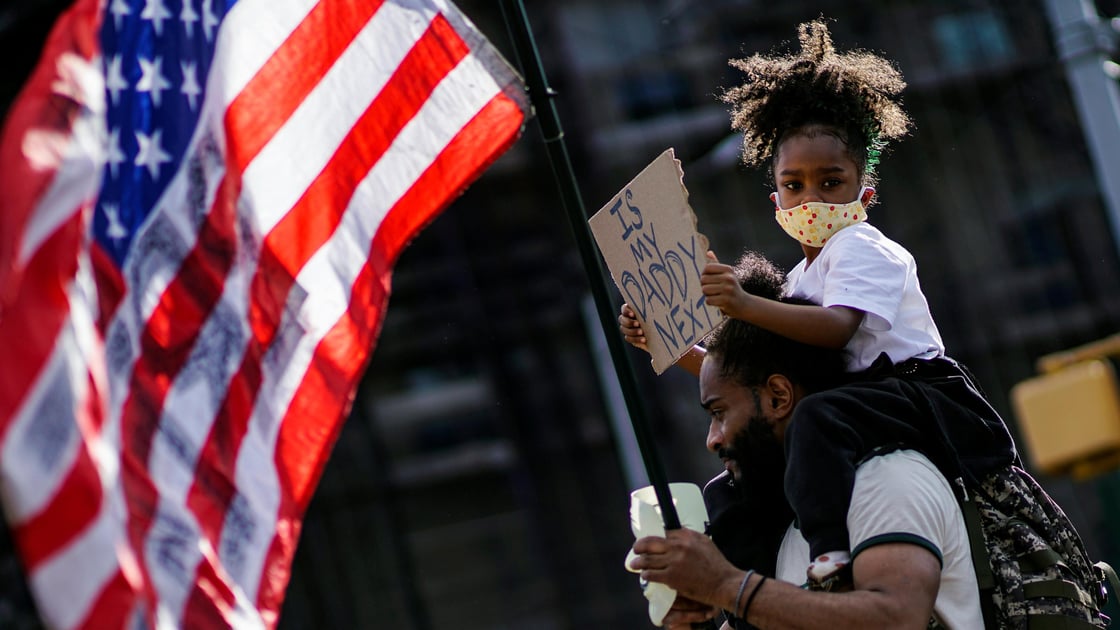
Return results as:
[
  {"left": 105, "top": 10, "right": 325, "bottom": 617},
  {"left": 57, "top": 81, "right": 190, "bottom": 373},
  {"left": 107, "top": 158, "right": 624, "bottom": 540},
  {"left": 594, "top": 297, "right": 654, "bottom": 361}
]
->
[{"left": 0, "top": 0, "right": 527, "bottom": 627}]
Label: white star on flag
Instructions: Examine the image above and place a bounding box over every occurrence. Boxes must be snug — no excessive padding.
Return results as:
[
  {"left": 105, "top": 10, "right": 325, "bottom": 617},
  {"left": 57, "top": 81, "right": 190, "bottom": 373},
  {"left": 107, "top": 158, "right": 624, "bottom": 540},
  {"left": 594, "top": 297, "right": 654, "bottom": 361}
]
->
[
  {"left": 134, "top": 128, "right": 171, "bottom": 178},
  {"left": 140, "top": 0, "right": 172, "bottom": 36},
  {"left": 136, "top": 56, "right": 170, "bottom": 108},
  {"left": 106, "top": 127, "right": 126, "bottom": 178},
  {"left": 181, "top": 0, "right": 199, "bottom": 38},
  {"left": 201, "top": 0, "right": 218, "bottom": 42},
  {"left": 101, "top": 203, "right": 128, "bottom": 241},
  {"left": 180, "top": 62, "right": 201, "bottom": 110},
  {"left": 104, "top": 54, "right": 128, "bottom": 106},
  {"left": 110, "top": 0, "right": 130, "bottom": 31}
]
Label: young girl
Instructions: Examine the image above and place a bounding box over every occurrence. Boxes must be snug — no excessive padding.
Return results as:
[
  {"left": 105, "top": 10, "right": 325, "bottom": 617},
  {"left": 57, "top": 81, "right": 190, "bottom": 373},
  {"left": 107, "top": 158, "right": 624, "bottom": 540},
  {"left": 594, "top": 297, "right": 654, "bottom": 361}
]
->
[{"left": 620, "top": 18, "right": 1018, "bottom": 585}]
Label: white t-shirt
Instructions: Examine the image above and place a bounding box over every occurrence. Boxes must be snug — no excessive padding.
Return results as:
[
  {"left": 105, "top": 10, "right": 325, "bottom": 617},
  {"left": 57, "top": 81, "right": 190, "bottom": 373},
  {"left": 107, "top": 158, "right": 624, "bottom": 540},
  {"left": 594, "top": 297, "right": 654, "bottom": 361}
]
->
[
  {"left": 784, "top": 223, "right": 944, "bottom": 371},
  {"left": 775, "top": 450, "right": 984, "bottom": 629}
]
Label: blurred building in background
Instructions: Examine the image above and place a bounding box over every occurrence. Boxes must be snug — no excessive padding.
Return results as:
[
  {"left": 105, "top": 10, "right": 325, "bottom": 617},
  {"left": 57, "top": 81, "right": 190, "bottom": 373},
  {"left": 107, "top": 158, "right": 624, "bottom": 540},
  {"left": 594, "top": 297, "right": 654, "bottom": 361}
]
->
[{"left": 3, "top": 0, "right": 1120, "bottom": 628}]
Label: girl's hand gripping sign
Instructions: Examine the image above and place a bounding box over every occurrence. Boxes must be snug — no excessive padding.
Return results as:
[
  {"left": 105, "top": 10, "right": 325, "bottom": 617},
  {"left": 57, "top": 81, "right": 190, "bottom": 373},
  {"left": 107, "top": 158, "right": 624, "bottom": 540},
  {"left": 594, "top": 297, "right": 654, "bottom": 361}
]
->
[{"left": 589, "top": 149, "right": 726, "bottom": 374}]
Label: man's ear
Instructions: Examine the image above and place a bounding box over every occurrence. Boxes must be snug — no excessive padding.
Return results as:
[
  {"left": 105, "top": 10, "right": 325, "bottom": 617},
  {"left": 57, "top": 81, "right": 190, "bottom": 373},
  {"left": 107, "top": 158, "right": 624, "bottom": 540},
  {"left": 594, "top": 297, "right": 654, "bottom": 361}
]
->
[
  {"left": 764, "top": 374, "right": 796, "bottom": 417},
  {"left": 763, "top": 374, "right": 797, "bottom": 441}
]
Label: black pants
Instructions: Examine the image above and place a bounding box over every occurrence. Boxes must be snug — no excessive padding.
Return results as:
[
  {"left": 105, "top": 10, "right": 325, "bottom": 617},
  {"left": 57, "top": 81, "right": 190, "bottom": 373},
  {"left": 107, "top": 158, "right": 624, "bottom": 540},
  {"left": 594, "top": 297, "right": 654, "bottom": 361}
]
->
[{"left": 784, "top": 355, "right": 1019, "bottom": 559}]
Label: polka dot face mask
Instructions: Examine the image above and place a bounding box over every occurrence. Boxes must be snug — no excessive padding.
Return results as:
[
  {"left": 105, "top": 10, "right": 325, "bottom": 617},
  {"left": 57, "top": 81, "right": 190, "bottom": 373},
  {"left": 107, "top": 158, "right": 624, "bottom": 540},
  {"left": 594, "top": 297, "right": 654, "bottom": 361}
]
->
[{"left": 771, "top": 187, "right": 874, "bottom": 247}]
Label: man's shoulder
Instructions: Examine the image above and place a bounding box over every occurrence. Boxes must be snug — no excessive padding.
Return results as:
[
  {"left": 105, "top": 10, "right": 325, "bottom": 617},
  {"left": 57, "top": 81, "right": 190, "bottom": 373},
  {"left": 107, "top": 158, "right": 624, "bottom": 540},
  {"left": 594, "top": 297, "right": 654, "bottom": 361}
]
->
[
  {"left": 855, "top": 448, "right": 943, "bottom": 482},
  {"left": 848, "top": 449, "right": 960, "bottom": 558},
  {"left": 850, "top": 453, "right": 986, "bottom": 629}
]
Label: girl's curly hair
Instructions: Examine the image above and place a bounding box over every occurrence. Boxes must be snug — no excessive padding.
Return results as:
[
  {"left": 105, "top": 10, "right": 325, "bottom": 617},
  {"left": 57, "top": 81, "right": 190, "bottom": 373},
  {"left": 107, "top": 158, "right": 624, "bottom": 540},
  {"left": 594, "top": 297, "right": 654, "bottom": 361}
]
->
[{"left": 721, "top": 18, "right": 910, "bottom": 187}]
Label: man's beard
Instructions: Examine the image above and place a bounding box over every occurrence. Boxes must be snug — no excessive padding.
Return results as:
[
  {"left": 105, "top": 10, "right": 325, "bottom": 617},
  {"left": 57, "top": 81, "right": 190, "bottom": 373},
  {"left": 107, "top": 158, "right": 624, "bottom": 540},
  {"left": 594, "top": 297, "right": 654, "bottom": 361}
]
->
[
  {"left": 722, "top": 416, "right": 787, "bottom": 506},
  {"left": 708, "top": 411, "right": 793, "bottom": 576}
]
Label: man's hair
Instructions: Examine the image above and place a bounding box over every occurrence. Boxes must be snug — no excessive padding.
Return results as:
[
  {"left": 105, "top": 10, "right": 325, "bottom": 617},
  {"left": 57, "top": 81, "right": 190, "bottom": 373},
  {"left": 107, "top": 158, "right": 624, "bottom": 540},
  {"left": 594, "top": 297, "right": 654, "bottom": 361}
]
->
[
  {"left": 704, "top": 251, "right": 846, "bottom": 393},
  {"left": 733, "top": 249, "right": 786, "bottom": 298},
  {"left": 720, "top": 17, "right": 910, "bottom": 189}
]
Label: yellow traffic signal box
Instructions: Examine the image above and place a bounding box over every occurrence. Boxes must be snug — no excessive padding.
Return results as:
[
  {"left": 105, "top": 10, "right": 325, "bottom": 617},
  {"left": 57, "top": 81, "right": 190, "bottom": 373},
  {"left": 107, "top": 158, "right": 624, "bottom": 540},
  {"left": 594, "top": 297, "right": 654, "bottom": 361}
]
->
[{"left": 1011, "top": 358, "right": 1120, "bottom": 478}]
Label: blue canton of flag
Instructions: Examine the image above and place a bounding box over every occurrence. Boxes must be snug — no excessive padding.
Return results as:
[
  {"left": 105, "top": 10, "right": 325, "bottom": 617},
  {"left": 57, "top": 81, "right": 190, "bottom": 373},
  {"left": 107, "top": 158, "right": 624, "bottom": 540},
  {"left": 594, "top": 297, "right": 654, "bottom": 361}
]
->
[{"left": 96, "top": 0, "right": 233, "bottom": 265}]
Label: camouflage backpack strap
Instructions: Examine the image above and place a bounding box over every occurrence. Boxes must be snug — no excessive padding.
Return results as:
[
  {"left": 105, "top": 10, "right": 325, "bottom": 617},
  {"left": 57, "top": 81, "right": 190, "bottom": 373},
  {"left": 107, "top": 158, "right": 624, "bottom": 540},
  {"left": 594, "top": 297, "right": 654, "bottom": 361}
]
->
[
  {"left": 970, "top": 468, "right": 1109, "bottom": 629},
  {"left": 953, "top": 477, "right": 1001, "bottom": 629}
]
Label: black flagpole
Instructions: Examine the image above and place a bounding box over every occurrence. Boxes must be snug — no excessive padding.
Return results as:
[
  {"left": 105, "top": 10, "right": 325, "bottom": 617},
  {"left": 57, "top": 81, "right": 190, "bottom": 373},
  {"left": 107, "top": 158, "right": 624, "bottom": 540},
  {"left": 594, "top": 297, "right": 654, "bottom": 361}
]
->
[{"left": 497, "top": 0, "right": 681, "bottom": 531}]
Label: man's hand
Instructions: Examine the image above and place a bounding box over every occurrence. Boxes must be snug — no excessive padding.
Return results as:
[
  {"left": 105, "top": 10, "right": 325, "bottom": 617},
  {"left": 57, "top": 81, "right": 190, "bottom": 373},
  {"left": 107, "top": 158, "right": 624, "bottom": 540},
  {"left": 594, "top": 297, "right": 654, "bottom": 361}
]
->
[
  {"left": 629, "top": 529, "right": 740, "bottom": 607},
  {"left": 631, "top": 531, "right": 942, "bottom": 629}
]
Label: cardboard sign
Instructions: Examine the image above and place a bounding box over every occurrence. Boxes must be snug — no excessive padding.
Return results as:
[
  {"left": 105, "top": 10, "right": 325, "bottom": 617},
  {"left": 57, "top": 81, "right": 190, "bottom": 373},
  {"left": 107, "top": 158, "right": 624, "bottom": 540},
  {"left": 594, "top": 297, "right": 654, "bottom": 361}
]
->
[{"left": 589, "top": 149, "right": 725, "bottom": 374}]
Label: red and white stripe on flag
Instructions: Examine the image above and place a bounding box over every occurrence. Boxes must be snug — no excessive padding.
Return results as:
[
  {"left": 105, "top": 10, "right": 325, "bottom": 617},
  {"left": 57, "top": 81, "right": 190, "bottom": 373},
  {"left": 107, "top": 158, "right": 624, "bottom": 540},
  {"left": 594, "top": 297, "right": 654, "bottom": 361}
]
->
[{"left": 0, "top": 0, "right": 527, "bottom": 627}]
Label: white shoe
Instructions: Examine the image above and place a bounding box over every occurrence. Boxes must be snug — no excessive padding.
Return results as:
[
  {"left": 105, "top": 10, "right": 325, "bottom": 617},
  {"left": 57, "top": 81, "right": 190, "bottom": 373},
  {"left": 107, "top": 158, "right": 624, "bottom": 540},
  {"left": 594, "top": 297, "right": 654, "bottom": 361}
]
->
[{"left": 807, "top": 550, "right": 851, "bottom": 583}]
